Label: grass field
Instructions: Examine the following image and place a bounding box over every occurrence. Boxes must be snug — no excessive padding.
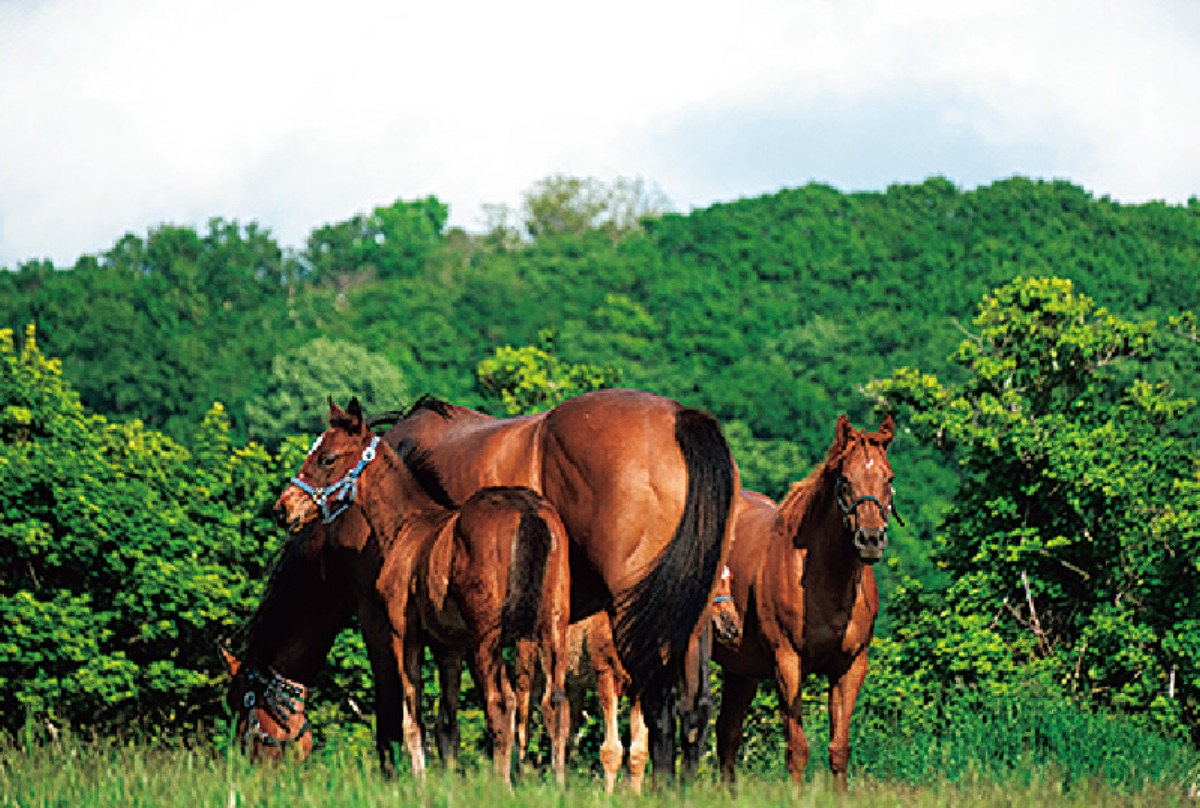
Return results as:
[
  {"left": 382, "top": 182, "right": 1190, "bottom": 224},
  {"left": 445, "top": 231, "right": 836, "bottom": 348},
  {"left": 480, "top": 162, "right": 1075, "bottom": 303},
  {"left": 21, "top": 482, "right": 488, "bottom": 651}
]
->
[{"left": 2, "top": 721, "right": 1197, "bottom": 808}]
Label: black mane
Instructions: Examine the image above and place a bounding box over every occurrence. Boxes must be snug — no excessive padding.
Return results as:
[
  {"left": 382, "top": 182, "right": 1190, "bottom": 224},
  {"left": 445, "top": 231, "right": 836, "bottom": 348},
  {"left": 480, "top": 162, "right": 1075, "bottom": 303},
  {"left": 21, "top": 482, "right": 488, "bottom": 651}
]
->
[
  {"left": 396, "top": 437, "right": 458, "bottom": 510},
  {"left": 366, "top": 394, "right": 455, "bottom": 431}
]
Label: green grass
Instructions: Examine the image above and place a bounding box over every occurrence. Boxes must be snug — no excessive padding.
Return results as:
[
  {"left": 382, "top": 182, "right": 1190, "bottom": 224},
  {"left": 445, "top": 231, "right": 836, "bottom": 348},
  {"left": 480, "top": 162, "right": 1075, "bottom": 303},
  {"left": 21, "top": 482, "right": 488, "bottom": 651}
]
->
[
  {"left": 3, "top": 693, "right": 1197, "bottom": 807},
  {"left": 2, "top": 727, "right": 1196, "bottom": 808}
]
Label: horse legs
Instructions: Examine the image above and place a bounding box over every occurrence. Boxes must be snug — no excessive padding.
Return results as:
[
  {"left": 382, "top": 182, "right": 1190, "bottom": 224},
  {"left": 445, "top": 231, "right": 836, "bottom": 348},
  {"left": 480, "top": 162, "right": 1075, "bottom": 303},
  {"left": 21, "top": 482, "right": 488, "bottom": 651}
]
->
[
  {"left": 827, "top": 651, "right": 869, "bottom": 793},
  {"left": 538, "top": 624, "right": 570, "bottom": 786},
  {"left": 715, "top": 672, "right": 758, "bottom": 786},
  {"left": 513, "top": 638, "right": 539, "bottom": 769},
  {"left": 627, "top": 696, "right": 649, "bottom": 794},
  {"left": 774, "top": 647, "right": 808, "bottom": 789},
  {"left": 642, "top": 683, "right": 678, "bottom": 785},
  {"left": 595, "top": 662, "right": 624, "bottom": 793},
  {"left": 473, "top": 634, "right": 516, "bottom": 786},
  {"left": 678, "top": 624, "right": 713, "bottom": 779},
  {"left": 399, "top": 627, "right": 428, "bottom": 779},
  {"left": 359, "top": 604, "right": 404, "bottom": 778},
  {"left": 432, "top": 643, "right": 466, "bottom": 770}
]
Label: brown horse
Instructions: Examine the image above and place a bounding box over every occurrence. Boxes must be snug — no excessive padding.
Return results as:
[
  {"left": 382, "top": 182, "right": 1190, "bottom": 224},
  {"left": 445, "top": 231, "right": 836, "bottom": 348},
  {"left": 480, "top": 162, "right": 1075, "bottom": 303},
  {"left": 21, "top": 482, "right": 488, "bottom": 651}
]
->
[
  {"left": 275, "top": 399, "right": 572, "bottom": 785},
  {"left": 514, "top": 563, "right": 743, "bottom": 792},
  {"left": 221, "top": 536, "right": 354, "bottom": 762},
  {"left": 714, "top": 415, "right": 900, "bottom": 791},
  {"left": 376, "top": 389, "right": 739, "bottom": 777}
]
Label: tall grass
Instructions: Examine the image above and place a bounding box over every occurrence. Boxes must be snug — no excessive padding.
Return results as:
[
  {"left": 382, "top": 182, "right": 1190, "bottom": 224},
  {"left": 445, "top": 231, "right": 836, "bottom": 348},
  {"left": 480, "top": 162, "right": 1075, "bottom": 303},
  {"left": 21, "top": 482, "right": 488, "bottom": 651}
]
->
[{"left": 3, "top": 695, "right": 1196, "bottom": 807}]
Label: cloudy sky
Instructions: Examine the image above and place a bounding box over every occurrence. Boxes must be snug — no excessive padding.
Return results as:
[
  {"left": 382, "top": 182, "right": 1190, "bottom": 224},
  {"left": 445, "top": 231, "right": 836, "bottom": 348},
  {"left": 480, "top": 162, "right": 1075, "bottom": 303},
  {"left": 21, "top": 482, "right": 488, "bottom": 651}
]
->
[{"left": 2, "top": 0, "right": 1198, "bottom": 268}]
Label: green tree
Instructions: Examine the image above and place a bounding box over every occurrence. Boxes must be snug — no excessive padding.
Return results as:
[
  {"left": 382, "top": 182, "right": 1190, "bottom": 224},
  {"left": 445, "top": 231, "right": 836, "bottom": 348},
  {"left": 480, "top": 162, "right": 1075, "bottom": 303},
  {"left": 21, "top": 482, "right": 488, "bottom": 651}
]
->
[
  {"left": 0, "top": 327, "right": 295, "bottom": 730},
  {"left": 476, "top": 332, "right": 621, "bottom": 416},
  {"left": 244, "top": 338, "right": 409, "bottom": 444},
  {"left": 304, "top": 196, "right": 448, "bottom": 285},
  {"left": 519, "top": 174, "right": 669, "bottom": 242},
  {"left": 867, "top": 277, "right": 1199, "bottom": 737}
]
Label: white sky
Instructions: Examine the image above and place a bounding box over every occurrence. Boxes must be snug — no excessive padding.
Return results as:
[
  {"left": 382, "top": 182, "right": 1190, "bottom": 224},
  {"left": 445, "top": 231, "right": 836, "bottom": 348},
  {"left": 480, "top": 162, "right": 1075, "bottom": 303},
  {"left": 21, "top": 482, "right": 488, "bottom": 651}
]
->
[{"left": 2, "top": 0, "right": 1198, "bottom": 268}]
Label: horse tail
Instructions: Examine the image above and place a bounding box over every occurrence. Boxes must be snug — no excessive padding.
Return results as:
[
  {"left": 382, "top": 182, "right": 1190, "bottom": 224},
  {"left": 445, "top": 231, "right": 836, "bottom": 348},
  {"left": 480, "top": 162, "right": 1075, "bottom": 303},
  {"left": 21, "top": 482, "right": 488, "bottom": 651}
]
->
[
  {"left": 501, "top": 496, "right": 554, "bottom": 649},
  {"left": 615, "top": 407, "right": 736, "bottom": 696}
]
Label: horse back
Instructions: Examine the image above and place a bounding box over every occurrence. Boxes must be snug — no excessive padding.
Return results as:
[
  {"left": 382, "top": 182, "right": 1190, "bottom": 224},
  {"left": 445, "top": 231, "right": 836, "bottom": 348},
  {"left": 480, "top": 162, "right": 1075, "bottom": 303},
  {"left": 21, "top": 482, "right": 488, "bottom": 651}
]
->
[{"left": 384, "top": 406, "right": 547, "bottom": 499}]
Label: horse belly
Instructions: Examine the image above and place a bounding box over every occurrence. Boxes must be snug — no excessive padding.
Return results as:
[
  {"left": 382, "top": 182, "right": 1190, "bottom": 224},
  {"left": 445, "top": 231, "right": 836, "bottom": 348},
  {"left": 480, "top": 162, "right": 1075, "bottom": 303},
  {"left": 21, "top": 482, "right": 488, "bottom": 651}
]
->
[
  {"left": 417, "top": 593, "right": 471, "bottom": 646},
  {"left": 713, "top": 633, "right": 775, "bottom": 680}
]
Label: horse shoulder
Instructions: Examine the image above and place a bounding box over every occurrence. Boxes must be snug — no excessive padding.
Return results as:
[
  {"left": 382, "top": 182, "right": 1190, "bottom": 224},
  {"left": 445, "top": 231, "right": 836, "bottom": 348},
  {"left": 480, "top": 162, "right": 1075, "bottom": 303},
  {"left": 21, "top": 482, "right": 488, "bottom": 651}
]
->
[{"left": 754, "top": 538, "right": 807, "bottom": 657}]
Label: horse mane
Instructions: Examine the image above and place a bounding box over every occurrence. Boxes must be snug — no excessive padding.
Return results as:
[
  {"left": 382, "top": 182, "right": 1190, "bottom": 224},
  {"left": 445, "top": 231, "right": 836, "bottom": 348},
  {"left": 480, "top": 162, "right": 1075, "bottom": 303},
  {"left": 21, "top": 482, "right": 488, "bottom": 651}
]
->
[
  {"left": 777, "top": 433, "right": 855, "bottom": 545},
  {"left": 395, "top": 437, "right": 459, "bottom": 510},
  {"left": 365, "top": 394, "right": 457, "bottom": 431}
]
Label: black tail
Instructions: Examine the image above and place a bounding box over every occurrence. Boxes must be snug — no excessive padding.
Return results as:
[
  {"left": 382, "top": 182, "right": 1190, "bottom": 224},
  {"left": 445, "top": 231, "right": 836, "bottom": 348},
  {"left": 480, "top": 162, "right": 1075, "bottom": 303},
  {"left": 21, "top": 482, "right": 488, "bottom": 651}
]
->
[
  {"left": 500, "top": 501, "right": 554, "bottom": 649},
  {"left": 615, "top": 408, "right": 736, "bottom": 696}
]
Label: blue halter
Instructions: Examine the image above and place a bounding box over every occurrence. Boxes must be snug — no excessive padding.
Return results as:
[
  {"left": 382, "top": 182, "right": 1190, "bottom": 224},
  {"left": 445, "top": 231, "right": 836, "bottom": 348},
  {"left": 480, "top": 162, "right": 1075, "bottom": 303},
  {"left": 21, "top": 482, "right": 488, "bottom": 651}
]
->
[{"left": 290, "top": 434, "right": 379, "bottom": 524}]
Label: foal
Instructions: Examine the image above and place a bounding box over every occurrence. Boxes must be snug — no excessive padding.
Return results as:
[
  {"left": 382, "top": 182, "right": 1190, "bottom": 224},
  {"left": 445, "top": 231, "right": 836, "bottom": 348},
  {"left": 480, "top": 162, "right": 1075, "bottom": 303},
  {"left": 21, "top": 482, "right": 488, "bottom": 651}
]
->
[{"left": 274, "top": 398, "right": 572, "bottom": 785}]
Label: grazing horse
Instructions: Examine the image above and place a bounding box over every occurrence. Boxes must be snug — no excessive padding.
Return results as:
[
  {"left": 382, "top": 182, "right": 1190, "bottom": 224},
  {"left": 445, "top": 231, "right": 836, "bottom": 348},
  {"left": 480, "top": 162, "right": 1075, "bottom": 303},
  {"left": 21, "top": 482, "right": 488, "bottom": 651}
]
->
[
  {"left": 274, "top": 399, "right": 572, "bottom": 785},
  {"left": 714, "top": 415, "right": 900, "bottom": 791},
  {"left": 376, "top": 389, "right": 739, "bottom": 778},
  {"left": 222, "top": 537, "right": 354, "bottom": 761},
  {"left": 514, "top": 563, "right": 743, "bottom": 792}
]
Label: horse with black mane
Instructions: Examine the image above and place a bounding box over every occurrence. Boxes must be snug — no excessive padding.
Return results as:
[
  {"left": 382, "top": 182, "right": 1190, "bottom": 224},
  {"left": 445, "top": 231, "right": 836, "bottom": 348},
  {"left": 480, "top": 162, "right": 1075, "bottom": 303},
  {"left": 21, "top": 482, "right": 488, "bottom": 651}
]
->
[
  {"left": 714, "top": 415, "right": 901, "bottom": 792},
  {"left": 368, "top": 389, "right": 740, "bottom": 779}
]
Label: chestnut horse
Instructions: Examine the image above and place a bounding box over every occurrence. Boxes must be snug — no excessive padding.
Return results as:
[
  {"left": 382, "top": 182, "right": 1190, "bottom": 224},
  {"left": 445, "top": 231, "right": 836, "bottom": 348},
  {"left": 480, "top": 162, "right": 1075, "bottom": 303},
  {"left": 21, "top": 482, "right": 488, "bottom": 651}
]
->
[
  {"left": 714, "top": 415, "right": 900, "bottom": 791},
  {"left": 221, "top": 537, "right": 354, "bottom": 761},
  {"left": 376, "top": 389, "right": 739, "bottom": 777},
  {"left": 514, "top": 563, "right": 743, "bottom": 792},
  {"left": 275, "top": 399, "right": 572, "bottom": 785}
]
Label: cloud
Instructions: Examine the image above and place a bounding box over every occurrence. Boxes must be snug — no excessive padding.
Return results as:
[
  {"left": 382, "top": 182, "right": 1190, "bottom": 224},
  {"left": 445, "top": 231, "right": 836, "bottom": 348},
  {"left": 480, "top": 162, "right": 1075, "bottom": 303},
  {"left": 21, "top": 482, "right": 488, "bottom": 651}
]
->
[{"left": 1, "top": 0, "right": 1198, "bottom": 268}]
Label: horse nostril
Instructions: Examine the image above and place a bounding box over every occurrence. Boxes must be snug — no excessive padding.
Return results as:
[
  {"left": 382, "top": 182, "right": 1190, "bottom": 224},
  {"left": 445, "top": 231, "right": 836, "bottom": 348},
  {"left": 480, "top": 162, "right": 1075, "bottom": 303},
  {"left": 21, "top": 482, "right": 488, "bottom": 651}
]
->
[
  {"left": 854, "top": 528, "right": 888, "bottom": 560},
  {"left": 273, "top": 503, "right": 290, "bottom": 529}
]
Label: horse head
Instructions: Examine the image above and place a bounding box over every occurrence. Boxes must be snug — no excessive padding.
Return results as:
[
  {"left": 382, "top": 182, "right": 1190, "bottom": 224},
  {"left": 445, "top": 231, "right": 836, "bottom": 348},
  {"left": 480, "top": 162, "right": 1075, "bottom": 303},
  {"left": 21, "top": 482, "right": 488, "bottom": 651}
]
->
[
  {"left": 711, "top": 564, "right": 742, "bottom": 648},
  {"left": 222, "top": 646, "right": 313, "bottom": 762},
  {"left": 274, "top": 397, "right": 378, "bottom": 536},
  {"left": 830, "top": 414, "right": 901, "bottom": 564}
]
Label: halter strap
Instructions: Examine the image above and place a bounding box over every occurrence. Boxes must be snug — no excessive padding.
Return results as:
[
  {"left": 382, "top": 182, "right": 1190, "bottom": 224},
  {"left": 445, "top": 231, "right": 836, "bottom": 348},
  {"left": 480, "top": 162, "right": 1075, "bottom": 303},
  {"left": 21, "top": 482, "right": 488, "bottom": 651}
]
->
[
  {"left": 290, "top": 435, "right": 379, "bottom": 524},
  {"left": 241, "top": 667, "right": 310, "bottom": 749},
  {"left": 834, "top": 470, "right": 905, "bottom": 527}
]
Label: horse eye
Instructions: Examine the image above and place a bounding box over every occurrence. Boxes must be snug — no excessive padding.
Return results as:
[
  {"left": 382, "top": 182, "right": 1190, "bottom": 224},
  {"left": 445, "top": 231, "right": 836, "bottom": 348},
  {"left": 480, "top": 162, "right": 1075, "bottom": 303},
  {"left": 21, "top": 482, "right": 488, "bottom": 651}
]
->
[{"left": 317, "top": 454, "right": 337, "bottom": 469}]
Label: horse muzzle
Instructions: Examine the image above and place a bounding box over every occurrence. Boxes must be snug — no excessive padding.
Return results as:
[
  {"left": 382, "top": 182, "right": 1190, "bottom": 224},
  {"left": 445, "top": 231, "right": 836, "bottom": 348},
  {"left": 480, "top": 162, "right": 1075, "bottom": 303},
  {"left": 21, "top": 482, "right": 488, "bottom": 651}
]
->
[
  {"left": 854, "top": 527, "right": 887, "bottom": 563},
  {"left": 273, "top": 489, "right": 316, "bottom": 535},
  {"left": 714, "top": 610, "right": 743, "bottom": 649}
]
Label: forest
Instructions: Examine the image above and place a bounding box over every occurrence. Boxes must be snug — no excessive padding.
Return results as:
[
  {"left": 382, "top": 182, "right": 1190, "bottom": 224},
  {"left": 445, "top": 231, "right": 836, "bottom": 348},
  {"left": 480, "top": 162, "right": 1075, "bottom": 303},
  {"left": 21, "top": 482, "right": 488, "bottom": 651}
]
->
[{"left": 1, "top": 175, "right": 1197, "bottom": 785}]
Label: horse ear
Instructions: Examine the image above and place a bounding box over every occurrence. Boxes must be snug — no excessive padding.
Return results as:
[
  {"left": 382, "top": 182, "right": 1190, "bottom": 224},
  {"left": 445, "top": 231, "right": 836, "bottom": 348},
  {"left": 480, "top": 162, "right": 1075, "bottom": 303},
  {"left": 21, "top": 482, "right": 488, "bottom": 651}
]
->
[
  {"left": 220, "top": 645, "right": 241, "bottom": 676},
  {"left": 329, "top": 397, "right": 347, "bottom": 424},
  {"left": 347, "top": 397, "right": 365, "bottom": 431},
  {"left": 876, "top": 414, "right": 895, "bottom": 446},
  {"left": 835, "top": 414, "right": 855, "bottom": 448}
]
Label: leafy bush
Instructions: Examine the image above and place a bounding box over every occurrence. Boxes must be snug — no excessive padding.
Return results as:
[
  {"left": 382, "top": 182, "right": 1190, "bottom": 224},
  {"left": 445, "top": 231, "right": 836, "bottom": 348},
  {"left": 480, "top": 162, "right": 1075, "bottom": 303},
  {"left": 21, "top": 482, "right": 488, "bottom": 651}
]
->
[{"left": 0, "top": 326, "right": 298, "bottom": 731}]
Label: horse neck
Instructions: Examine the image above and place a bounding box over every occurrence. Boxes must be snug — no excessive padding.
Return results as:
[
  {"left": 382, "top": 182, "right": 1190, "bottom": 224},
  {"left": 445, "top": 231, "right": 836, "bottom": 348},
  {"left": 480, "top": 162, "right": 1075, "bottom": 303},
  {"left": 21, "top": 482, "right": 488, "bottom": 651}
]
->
[
  {"left": 356, "top": 443, "right": 446, "bottom": 549},
  {"left": 244, "top": 547, "right": 349, "bottom": 683},
  {"left": 778, "top": 470, "right": 862, "bottom": 587}
]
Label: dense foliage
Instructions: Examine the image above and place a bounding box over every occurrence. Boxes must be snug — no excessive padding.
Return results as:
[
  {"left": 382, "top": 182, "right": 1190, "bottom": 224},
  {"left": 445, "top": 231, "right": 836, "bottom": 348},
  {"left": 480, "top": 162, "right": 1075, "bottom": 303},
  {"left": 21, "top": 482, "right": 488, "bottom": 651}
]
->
[
  {"left": 0, "top": 327, "right": 298, "bottom": 727},
  {"left": 1, "top": 177, "right": 1196, "bottom": 762},
  {"left": 866, "top": 279, "right": 1199, "bottom": 738}
]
